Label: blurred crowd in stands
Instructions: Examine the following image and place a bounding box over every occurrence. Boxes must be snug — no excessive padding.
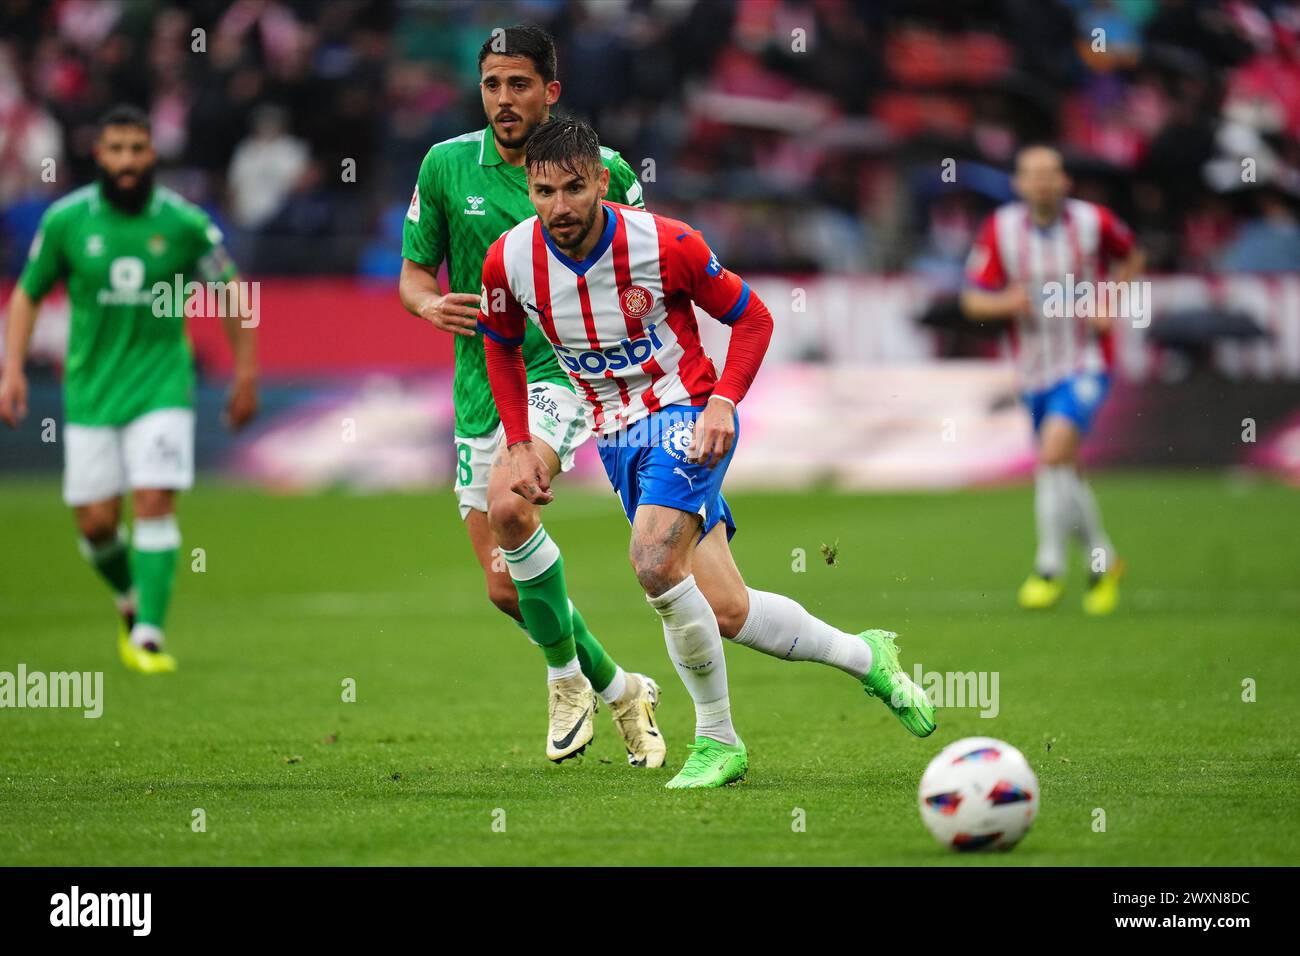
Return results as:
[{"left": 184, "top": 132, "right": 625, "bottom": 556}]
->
[{"left": 2, "top": 0, "right": 1299, "bottom": 280}]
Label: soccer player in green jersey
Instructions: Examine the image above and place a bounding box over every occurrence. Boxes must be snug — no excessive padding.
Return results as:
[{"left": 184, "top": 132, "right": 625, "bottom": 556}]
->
[
  {"left": 398, "top": 26, "right": 664, "bottom": 766},
  {"left": 0, "top": 105, "right": 259, "bottom": 674}
]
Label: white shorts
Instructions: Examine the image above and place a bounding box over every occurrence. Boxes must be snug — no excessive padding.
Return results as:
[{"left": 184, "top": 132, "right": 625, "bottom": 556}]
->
[
  {"left": 63, "top": 407, "right": 195, "bottom": 506},
  {"left": 454, "top": 382, "right": 590, "bottom": 520}
]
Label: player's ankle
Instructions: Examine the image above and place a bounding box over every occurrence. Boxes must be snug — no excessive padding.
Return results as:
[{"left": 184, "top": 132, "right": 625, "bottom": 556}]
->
[{"left": 129, "top": 622, "right": 165, "bottom": 650}]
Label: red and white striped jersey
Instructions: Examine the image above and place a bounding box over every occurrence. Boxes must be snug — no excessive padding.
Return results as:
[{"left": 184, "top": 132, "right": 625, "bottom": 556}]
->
[
  {"left": 478, "top": 202, "right": 754, "bottom": 434},
  {"left": 966, "top": 198, "right": 1136, "bottom": 391}
]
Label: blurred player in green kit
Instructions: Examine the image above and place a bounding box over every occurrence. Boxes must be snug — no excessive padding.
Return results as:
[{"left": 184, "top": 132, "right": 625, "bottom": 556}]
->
[
  {"left": 398, "top": 26, "right": 666, "bottom": 767},
  {"left": 0, "top": 105, "right": 259, "bottom": 674}
]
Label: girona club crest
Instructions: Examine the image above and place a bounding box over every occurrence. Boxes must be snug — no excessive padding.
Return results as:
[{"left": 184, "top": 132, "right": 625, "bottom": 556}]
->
[{"left": 620, "top": 284, "right": 654, "bottom": 319}]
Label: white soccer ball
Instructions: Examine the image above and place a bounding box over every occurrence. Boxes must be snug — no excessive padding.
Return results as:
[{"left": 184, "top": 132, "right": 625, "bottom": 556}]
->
[{"left": 918, "top": 736, "right": 1039, "bottom": 851}]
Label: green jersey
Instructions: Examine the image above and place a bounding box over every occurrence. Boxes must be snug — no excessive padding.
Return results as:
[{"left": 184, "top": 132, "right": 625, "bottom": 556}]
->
[
  {"left": 402, "top": 127, "right": 645, "bottom": 438},
  {"left": 17, "top": 183, "right": 235, "bottom": 427}
]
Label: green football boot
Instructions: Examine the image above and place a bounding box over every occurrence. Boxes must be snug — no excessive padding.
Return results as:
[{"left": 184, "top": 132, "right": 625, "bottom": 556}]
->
[
  {"left": 664, "top": 736, "right": 748, "bottom": 789},
  {"left": 859, "top": 629, "right": 936, "bottom": 738}
]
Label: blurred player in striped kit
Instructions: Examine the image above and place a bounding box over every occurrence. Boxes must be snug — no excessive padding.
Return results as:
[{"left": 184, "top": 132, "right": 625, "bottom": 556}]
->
[{"left": 961, "top": 146, "right": 1143, "bottom": 615}]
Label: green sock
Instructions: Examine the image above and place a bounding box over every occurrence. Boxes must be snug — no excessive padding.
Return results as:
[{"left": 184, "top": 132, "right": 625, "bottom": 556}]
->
[
  {"left": 79, "top": 528, "right": 133, "bottom": 598},
  {"left": 130, "top": 516, "right": 180, "bottom": 629},
  {"left": 503, "top": 526, "right": 577, "bottom": 669},
  {"left": 570, "top": 601, "right": 617, "bottom": 693}
]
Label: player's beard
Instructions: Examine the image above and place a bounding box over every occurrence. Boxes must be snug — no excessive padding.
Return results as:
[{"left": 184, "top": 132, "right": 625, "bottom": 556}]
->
[
  {"left": 98, "top": 165, "right": 155, "bottom": 215},
  {"left": 548, "top": 202, "right": 601, "bottom": 255},
  {"left": 493, "top": 115, "right": 534, "bottom": 152},
  {"left": 1030, "top": 196, "right": 1064, "bottom": 224}
]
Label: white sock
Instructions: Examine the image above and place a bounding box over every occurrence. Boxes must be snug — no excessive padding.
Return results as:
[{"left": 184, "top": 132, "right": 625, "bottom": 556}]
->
[
  {"left": 1066, "top": 471, "right": 1114, "bottom": 574},
  {"left": 732, "top": 588, "right": 873, "bottom": 678},
  {"left": 599, "top": 666, "right": 628, "bottom": 704},
  {"left": 501, "top": 524, "right": 559, "bottom": 582},
  {"left": 130, "top": 622, "right": 164, "bottom": 650},
  {"left": 546, "top": 659, "right": 581, "bottom": 682},
  {"left": 1033, "top": 464, "right": 1072, "bottom": 578},
  {"left": 133, "top": 514, "right": 181, "bottom": 550},
  {"left": 646, "top": 574, "right": 736, "bottom": 745}
]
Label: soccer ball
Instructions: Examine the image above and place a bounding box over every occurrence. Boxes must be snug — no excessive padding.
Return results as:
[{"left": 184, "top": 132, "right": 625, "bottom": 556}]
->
[{"left": 918, "top": 736, "right": 1039, "bottom": 851}]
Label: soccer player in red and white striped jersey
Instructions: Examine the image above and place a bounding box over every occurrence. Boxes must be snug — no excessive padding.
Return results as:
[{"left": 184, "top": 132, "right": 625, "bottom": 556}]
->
[
  {"left": 961, "top": 145, "right": 1144, "bottom": 614},
  {"left": 480, "top": 119, "right": 935, "bottom": 788}
]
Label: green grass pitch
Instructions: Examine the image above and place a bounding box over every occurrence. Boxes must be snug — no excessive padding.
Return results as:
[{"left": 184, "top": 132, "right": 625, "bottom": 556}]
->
[{"left": 0, "top": 474, "right": 1296, "bottom": 866}]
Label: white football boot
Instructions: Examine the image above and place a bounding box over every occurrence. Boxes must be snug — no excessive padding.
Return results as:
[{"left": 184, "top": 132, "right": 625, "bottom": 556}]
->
[
  {"left": 546, "top": 673, "right": 596, "bottom": 763},
  {"left": 608, "top": 673, "right": 666, "bottom": 768}
]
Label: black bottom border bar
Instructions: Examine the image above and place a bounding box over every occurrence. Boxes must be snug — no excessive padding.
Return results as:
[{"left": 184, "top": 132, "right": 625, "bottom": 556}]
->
[{"left": 0, "top": 866, "right": 1284, "bottom": 940}]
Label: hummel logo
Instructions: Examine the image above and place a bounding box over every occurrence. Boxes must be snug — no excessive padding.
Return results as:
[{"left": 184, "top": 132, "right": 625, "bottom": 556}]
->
[
  {"left": 551, "top": 708, "right": 590, "bottom": 751},
  {"left": 464, "top": 195, "right": 486, "bottom": 216},
  {"left": 673, "top": 467, "right": 696, "bottom": 490}
]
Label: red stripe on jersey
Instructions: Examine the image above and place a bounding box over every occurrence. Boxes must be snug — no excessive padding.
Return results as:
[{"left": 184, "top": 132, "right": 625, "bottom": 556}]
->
[
  {"left": 638, "top": 356, "right": 664, "bottom": 413},
  {"left": 534, "top": 220, "right": 605, "bottom": 422},
  {"left": 1098, "top": 329, "right": 1115, "bottom": 369},
  {"left": 612, "top": 377, "right": 632, "bottom": 412},
  {"left": 1017, "top": 213, "right": 1042, "bottom": 366},
  {"left": 575, "top": 275, "right": 602, "bottom": 350},
  {"left": 1093, "top": 216, "right": 1114, "bottom": 373},
  {"left": 574, "top": 369, "right": 606, "bottom": 426},
  {"left": 654, "top": 217, "right": 717, "bottom": 405},
  {"left": 1063, "top": 212, "right": 1084, "bottom": 372},
  {"left": 1017, "top": 212, "right": 1031, "bottom": 288},
  {"left": 611, "top": 213, "right": 658, "bottom": 414},
  {"left": 530, "top": 220, "right": 561, "bottom": 346},
  {"left": 1064, "top": 212, "right": 1082, "bottom": 279},
  {"left": 610, "top": 216, "right": 640, "bottom": 340},
  {"left": 576, "top": 274, "right": 628, "bottom": 427},
  {"left": 662, "top": 303, "right": 716, "bottom": 404}
]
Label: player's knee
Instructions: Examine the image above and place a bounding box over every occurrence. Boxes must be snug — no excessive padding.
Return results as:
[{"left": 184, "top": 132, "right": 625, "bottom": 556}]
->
[
  {"left": 133, "top": 489, "right": 175, "bottom": 518},
  {"left": 629, "top": 541, "right": 686, "bottom": 598},
  {"left": 1039, "top": 443, "right": 1074, "bottom": 467},
  {"left": 75, "top": 506, "right": 117, "bottom": 543},
  {"left": 1038, "top": 422, "right": 1079, "bottom": 466},
  {"left": 486, "top": 493, "right": 533, "bottom": 549}
]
